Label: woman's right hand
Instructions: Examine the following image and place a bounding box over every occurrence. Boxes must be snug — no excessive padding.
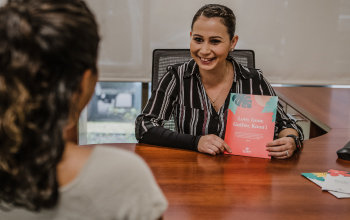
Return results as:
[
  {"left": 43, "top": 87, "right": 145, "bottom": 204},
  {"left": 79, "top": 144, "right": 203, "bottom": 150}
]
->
[{"left": 197, "top": 134, "right": 232, "bottom": 155}]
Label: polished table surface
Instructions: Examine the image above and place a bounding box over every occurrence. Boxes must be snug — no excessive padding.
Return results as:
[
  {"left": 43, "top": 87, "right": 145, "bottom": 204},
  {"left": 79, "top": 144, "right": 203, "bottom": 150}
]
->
[{"left": 86, "top": 87, "right": 350, "bottom": 220}]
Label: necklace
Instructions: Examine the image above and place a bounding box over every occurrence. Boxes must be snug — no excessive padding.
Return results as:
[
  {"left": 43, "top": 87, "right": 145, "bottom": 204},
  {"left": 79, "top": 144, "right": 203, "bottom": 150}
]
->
[
  {"left": 208, "top": 86, "right": 225, "bottom": 108},
  {"left": 207, "top": 65, "right": 229, "bottom": 108}
]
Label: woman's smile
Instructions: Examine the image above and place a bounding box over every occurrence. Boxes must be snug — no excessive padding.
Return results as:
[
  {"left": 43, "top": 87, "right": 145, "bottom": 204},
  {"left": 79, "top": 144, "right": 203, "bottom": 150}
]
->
[{"left": 198, "top": 56, "right": 216, "bottom": 64}]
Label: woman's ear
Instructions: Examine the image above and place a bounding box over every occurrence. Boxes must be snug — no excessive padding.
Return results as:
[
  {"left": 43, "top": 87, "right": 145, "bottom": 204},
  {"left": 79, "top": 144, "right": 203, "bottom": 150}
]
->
[
  {"left": 69, "top": 69, "right": 97, "bottom": 122},
  {"left": 63, "top": 69, "right": 97, "bottom": 142},
  {"left": 230, "top": 35, "right": 239, "bottom": 50},
  {"left": 76, "top": 69, "right": 98, "bottom": 113}
]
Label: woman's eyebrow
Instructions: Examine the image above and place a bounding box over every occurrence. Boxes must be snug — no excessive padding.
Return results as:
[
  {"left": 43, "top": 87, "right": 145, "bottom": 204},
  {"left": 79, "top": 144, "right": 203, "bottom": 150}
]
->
[
  {"left": 193, "top": 34, "right": 203, "bottom": 37},
  {"left": 209, "top": 36, "right": 223, "bottom": 39},
  {"left": 193, "top": 34, "right": 223, "bottom": 39}
]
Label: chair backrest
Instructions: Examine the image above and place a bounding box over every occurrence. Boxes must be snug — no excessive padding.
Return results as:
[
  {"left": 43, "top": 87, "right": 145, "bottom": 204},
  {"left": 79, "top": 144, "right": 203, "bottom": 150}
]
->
[
  {"left": 152, "top": 49, "right": 255, "bottom": 91},
  {"left": 151, "top": 49, "right": 255, "bottom": 130}
]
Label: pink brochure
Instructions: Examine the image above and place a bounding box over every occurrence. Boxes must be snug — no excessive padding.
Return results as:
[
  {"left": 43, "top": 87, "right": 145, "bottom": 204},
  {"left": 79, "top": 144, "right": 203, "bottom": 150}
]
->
[{"left": 224, "top": 93, "right": 277, "bottom": 159}]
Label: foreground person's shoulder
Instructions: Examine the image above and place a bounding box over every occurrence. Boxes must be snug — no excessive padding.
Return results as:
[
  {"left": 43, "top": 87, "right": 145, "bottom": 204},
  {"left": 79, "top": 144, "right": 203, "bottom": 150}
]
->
[
  {"left": 92, "top": 145, "right": 150, "bottom": 170},
  {"left": 87, "top": 145, "right": 168, "bottom": 219}
]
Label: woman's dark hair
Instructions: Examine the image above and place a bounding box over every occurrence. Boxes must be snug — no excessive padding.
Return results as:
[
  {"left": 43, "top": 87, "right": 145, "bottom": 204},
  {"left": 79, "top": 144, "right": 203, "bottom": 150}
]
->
[
  {"left": 191, "top": 4, "right": 236, "bottom": 40},
  {"left": 0, "top": 0, "right": 99, "bottom": 211}
]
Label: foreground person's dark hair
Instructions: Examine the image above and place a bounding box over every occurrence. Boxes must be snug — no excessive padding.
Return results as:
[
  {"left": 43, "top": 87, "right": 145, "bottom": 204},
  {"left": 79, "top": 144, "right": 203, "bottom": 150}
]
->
[{"left": 0, "top": 0, "right": 99, "bottom": 211}]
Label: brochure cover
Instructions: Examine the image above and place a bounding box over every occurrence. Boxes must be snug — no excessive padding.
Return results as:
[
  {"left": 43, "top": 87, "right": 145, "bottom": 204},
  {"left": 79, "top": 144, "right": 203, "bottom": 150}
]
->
[
  {"left": 322, "top": 169, "right": 350, "bottom": 194},
  {"left": 302, "top": 172, "right": 327, "bottom": 187},
  {"left": 224, "top": 93, "right": 278, "bottom": 159},
  {"left": 302, "top": 172, "right": 350, "bottom": 198}
]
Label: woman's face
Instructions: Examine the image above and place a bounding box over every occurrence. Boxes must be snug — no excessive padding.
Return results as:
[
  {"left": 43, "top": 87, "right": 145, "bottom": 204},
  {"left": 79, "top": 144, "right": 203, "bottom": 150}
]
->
[{"left": 190, "top": 16, "right": 238, "bottom": 72}]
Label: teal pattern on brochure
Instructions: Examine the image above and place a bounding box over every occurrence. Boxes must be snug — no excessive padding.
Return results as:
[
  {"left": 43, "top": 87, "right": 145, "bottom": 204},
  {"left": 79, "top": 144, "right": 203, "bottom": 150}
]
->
[{"left": 229, "top": 93, "right": 278, "bottom": 122}]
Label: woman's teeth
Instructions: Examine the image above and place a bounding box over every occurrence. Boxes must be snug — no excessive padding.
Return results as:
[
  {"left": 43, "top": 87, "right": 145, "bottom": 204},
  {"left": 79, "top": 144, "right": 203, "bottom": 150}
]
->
[{"left": 200, "top": 57, "right": 213, "bottom": 61}]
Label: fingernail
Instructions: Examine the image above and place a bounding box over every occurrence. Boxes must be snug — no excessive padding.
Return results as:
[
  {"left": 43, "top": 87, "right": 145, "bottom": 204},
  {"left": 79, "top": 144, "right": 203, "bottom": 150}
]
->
[{"left": 268, "top": 153, "right": 271, "bottom": 156}]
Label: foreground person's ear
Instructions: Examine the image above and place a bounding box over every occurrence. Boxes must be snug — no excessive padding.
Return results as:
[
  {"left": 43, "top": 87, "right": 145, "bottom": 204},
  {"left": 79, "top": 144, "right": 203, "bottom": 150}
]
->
[
  {"left": 64, "top": 69, "right": 97, "bottom": 141},
  {"left": 74, "top": 69, "right": 98, "bottom": 113}
]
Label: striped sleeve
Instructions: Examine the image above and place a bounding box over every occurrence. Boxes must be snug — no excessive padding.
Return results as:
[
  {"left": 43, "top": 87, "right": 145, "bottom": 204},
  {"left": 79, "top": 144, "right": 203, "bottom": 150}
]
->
[
  {"left": 135, "top": 70, "right": 179, "bottom": 140},
  {"left": 258, "top": 71, "right": 304, "bottom": 141}
]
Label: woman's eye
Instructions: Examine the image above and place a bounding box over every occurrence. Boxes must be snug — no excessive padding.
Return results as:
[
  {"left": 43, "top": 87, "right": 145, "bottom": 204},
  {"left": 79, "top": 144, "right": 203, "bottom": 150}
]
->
[
  {"left": 211, "top": 40, "right": 221, "bottom": 44},
  {"left": 194, "top": 38, "right": 203, "bottom": 43}
]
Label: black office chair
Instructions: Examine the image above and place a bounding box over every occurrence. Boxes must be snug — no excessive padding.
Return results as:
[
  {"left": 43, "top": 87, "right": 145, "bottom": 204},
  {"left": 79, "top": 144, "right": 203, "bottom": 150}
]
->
[{"left": 152, "top": 49, "right": 255, "bottom": 131}]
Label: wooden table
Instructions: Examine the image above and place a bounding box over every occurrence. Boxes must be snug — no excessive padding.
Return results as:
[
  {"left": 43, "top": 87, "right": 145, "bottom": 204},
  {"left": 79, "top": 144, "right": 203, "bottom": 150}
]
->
[{"left": 87, "top": 87, "right": 350, "bottom": 220}]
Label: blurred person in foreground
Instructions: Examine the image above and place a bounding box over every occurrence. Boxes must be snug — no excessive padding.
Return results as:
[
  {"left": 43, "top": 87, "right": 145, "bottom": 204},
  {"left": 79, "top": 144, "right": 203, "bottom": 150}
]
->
[{"left": 0, "top": 0, "right": 167, "bottom": 219}]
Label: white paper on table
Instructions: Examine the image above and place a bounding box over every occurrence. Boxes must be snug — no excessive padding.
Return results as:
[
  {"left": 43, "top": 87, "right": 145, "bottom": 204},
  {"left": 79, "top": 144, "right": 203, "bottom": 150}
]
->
[
  {"left": 328, "top": 191, "right": 350, "bottom": 199},
  {"left": 322, "top": 169, "right": 350, "bottom": 194},
  {"left": 302, "top": 172, "right": 350, "bottom": 199}
]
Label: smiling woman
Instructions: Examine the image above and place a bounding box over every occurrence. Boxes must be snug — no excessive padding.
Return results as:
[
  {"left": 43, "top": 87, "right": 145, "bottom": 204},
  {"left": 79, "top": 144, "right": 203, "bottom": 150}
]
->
[
  {"left": 135, "top": 4, "right": 304, "bottom": 159},
  {"left": 190, "top": 15, "right": 236, "bottom": 112}
]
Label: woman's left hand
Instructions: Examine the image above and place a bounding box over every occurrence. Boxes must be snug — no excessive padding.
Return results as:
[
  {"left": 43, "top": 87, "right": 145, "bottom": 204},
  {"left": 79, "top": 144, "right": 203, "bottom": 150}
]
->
[{"left": 266, "top": 137, "right": 296, "bottom": 159}]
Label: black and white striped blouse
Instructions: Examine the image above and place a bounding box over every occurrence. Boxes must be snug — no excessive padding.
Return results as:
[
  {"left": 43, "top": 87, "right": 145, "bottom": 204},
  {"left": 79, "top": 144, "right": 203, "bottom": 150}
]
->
[{"left": 135, "top": 56, "right": 303, "bottom": 151}]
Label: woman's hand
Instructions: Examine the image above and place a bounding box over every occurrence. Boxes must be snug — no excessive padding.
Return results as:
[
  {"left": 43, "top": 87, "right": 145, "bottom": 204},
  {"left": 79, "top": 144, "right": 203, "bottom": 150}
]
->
[
  {"left": 198, "top": 134, "right": 232, "bottom": 155},
  {"left": 266, "top": 137, "right": 296, "bottom": 159}
]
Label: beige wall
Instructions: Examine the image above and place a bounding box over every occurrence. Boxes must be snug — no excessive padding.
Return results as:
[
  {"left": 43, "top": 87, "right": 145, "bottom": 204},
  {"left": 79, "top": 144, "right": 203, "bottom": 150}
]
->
[{"left": 1, "top": 0, "right": 349, "bottom": 85}]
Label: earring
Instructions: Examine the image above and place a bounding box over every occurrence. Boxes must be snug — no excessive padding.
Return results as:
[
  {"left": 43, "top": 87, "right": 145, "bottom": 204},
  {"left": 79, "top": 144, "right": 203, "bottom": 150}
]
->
[{"left": 231, "top": 48, "right": 234, "bottom": 51}]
